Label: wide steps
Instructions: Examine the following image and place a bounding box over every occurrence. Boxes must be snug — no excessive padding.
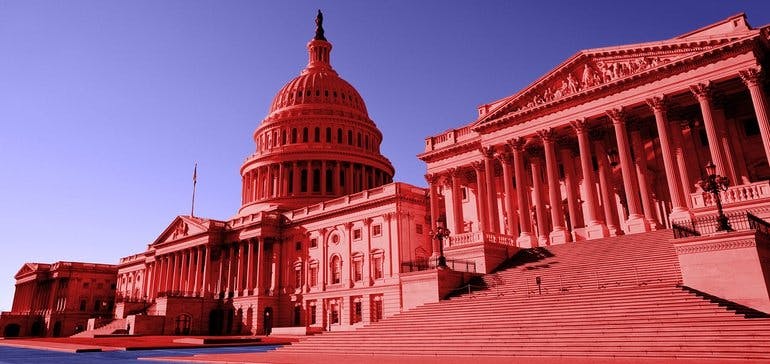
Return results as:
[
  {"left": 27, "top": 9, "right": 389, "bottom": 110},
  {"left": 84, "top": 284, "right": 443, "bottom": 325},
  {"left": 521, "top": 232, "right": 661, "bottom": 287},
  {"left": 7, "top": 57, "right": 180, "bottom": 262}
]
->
[{"left": 277, "top": 230, "right": 770, "bottom": 359}]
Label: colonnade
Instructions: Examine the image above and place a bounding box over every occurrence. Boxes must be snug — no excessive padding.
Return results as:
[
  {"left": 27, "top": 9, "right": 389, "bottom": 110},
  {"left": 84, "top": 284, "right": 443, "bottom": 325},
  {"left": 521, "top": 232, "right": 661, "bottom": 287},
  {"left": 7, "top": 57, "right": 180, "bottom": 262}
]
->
[
  {"left": 426, "top": 67, "right": 770, "bottom": 251},
  {"left": 242, "top": 160, "right": 392, "bottom": 204}
]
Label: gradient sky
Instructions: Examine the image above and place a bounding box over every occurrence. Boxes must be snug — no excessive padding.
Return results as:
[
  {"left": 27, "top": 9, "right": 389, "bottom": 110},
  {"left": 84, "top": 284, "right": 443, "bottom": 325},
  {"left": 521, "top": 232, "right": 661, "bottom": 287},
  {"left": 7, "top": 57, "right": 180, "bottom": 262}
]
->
[{"left": 2, "top": 1, "right": 770, "bottom": 311}]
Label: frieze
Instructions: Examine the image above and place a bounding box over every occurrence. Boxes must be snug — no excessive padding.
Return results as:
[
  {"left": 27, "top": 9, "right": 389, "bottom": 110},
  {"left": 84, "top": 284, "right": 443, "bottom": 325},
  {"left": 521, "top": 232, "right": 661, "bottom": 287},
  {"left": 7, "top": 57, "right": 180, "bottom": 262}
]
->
[
  {"left": 474, "top": 37, "right": 757, "bottom": 134},
  {"left": 674, "top": 238, "right": 756, "bottom": 255}
]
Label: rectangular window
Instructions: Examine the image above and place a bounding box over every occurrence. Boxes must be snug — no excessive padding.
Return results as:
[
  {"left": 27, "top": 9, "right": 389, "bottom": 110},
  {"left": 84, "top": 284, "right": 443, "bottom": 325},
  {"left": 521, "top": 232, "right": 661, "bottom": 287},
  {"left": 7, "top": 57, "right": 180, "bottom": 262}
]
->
[
  {"left": 310, "top": 238, "right": 318, "bottom": 248},
  {"left": 354, "top": 260, "right": 363, "bottom": 282},
  {"left": 353, "top": 228, "right": 362, "bottom": 240},
  {"left": 372, "top": 224, "right": 382, "bottom": 237},
  {"left": 352, "top": 298, "right": 362, "bottom": 324},
  {"left": 461, "top": 187, "right": 468, "bottom": 201},
  {"left": 331, "top": 302, "right": 340, "bottom": 324},
  {"left": 416, "top": 224, "right": 423, "bottom": 235},
  {"left": 309, "top": 302, "right": 317, "bottom": 325},
  {"left": 744, "top": 117, "right": 760, "bottom": 136},
  {"left": 79, "top": 299, "right": 87, "bottom": 312},
  {"left": 295, "top": 241, "right": 302, "bottom": 251},
  {"left": 310, "top": 266, "right": 318, "bottom": 287},
  {"left": 373, "top": 256, "right": 384, "bottom": 279},
  {"left": 371, "top": 296, "right": 383, "bottom": 322}
]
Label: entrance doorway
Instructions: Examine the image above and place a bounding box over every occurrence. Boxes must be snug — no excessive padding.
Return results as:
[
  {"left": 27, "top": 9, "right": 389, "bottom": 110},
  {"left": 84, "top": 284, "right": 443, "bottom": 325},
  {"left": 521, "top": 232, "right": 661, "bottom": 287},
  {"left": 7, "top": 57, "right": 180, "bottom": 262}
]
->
[
  {"left": 263, "top": 307, "right": 273, "bottom": 335},
  {"left": 3, "top": 324, "right": 20, "bottom": 337}
]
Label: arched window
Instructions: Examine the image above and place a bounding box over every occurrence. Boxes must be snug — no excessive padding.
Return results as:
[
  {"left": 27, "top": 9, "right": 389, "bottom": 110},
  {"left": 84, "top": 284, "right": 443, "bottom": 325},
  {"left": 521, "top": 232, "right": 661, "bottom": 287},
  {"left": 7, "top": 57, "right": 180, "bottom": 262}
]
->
[
  {"left": 347, "top": 130, "right": 353, "bottom": 145},
  {"left": 325, "top": 169, "right": 333, "bottom": 193},
  {"left": 300, "top": 169, "right": 308, "bottom": 193},
  {"left": 288, "top": 170, "right": 294, "bottom": 194},
  {"left": 337, "top": 128, "right": 343, "bottom": 143},
  {"left": 312, "top": 169, "right": 321, "bottom": 193},
  {"left": 357, "top": 132, "right": 362, "bottom": 147},
  {"left": 314, "top": 127, "right": 320, "bottom": 142},
  {"left": 325, "top": 127, "right": 332, "bottom": 142},
  {"left": 365, "top": 135, "right": 369, "bottom": 150},
  {"left": 303, "top": 128, "right": 309, "bottom": 142},
  {"left": 291, "top": 128, "right": 297, "bottom": 144},
  {"left": 330, "top": 256, "right": 341, "bottom": 284},
  {"left": 282, "top": 130, "right": 287, "bottom": 145}
]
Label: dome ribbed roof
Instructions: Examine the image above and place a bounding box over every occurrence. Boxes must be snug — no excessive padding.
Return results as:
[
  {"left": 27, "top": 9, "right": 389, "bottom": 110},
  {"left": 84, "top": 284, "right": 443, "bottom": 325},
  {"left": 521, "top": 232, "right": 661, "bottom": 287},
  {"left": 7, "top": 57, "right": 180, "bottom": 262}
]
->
[{"left": 269, "top": 69, "right": 368, "bottom": 116}]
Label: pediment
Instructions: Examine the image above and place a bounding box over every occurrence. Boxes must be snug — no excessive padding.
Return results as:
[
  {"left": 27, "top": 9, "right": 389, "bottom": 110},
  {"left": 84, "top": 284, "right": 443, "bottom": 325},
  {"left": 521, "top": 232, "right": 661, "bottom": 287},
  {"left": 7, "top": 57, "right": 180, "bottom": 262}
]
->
[
  {"left": 476, "top": 16, "right": 760, "bottom": 125},
  {"left": 14, "top": 263, "right": 49, "bottom": 279},
  {"left": 152, "top": 215, "right": 211, "bottom": 246}
]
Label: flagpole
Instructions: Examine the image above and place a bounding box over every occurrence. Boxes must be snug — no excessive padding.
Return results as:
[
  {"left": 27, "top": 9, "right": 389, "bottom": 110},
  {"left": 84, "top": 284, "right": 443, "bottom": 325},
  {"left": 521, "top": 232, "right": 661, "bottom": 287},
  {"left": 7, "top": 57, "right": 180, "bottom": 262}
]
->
[{"left": 191, "top": 162, "right": 197, "bottom": 217}]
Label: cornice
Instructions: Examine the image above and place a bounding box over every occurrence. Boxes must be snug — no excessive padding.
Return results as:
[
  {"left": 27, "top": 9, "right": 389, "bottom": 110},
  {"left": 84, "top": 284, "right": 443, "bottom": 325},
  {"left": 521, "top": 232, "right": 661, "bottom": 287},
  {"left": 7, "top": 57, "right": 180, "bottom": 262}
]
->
[
  {"left": 675, "top": 238, "right": 756, "bottom": 255},
  {"left": 418, "top": 139, "right": 482, "bottom": 163}
]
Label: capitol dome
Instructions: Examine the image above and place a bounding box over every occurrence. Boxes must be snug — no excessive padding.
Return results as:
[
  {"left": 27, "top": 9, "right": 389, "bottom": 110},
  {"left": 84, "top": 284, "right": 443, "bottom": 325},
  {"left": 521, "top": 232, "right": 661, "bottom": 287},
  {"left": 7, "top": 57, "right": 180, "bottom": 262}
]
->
[{"left": 238, "top": 11, "right": 395, "bottom": 214}]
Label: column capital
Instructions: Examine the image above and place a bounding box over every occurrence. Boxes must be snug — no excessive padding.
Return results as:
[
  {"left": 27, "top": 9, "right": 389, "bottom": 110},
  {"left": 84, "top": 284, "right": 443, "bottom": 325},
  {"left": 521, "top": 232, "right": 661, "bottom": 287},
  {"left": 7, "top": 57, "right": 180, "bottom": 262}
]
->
[
  {"left": 480, "top": 146, "right": 496, "bottom": 158},
  {"left": 525, "top": 145, "right": 544, "bottom": 160},
  {"left": 569, "top": 119, "right": 590, "bottom": 134},
  {"left": 470, "top": 160, "right": 485, "bottom": 172},
  {"left": 605, "top": 108, "right": 626, "bottom": 124},
  {"left": 494, "top": 150, "right": 513, "bottom": 165},
  {"left": 448, "top": 167, "right": 465, "bottom": 178},
  {"left": 689, "top": 82, "right": 713, "bottom": 101},
  {"left": 536, "top": 128, "right": 557, "bottom": 143},
  {"left": 645, "top": 96, "right": 667, "bottom": 112},
  {"left": 363, "top": 217, "right": 373, "bottom": 226},
  {"left": 382, "top": 212, "right": 394, "bottom": 221},
  {"left": 344, "top": 222, "right": 354, "bottom": 231},
  {"left": 739, "top": 67, "right": 763, "bottom": 87},
  {"left": 424, "top": 173, "right": 440, "bottom": 185},
  {"left": 506, "top": 137, "right": 527, "bottom": 151}
]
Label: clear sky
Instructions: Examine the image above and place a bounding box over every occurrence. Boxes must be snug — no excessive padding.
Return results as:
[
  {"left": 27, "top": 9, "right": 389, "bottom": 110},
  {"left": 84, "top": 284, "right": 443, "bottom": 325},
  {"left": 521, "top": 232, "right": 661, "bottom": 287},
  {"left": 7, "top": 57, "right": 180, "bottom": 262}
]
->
[{"left": 1, "top": 1, "right": 769, "bottom": 311}]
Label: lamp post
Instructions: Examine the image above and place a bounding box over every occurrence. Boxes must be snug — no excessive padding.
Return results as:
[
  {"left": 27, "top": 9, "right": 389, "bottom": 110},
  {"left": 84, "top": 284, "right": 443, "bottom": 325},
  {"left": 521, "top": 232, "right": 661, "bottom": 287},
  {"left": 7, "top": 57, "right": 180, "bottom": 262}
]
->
[
  {"left": 699, "top": 161, "right": 732, "bottom": 232},
  {"left": 430, "top": 221, "right": 450, "bottom": 268},
  {"left": 607, "top": 148, "right": 620, "bottom": 167}
]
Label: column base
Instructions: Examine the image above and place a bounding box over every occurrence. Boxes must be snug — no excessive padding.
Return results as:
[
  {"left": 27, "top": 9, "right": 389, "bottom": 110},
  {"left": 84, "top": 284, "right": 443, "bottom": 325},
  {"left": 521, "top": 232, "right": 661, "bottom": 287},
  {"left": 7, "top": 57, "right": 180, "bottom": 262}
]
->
[
  {"left": 585, "top": 222, "right": 610, "bottom": 240},
  {"left": 516, "top": 233, "right": 537, "bottom": 248},
  {"left": 549, "top": 229, "right": 570, "bottom": 245},
  {"left": 625, "top": 214, "right": 652, "bottom": 234},
  {"left": 669, "top": 208, "right": 694, "bottom": 224},
  {"left": 537, "top": 235, "right": 550, "bottom": 246},
  {"left": 607, "top": 224, "right": 623, "bottom": 237}
]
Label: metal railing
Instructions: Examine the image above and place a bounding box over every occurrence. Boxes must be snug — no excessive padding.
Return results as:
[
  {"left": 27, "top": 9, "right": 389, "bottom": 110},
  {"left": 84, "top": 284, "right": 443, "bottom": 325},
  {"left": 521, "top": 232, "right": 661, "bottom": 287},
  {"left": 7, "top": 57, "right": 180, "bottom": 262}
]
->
[
  {"left": 400, "top": 257, "right": 477, "bottom": 273},
  {"left": 672, "top": 212, "right": 766, "bottom": 239}
]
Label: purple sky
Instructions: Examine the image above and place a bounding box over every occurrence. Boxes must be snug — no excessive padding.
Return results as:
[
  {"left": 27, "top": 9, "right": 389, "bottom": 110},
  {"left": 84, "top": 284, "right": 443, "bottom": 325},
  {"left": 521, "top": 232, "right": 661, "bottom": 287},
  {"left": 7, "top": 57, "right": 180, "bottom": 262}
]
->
[{"left": 1, "top": 1, "right": 769, "bottom": 311}]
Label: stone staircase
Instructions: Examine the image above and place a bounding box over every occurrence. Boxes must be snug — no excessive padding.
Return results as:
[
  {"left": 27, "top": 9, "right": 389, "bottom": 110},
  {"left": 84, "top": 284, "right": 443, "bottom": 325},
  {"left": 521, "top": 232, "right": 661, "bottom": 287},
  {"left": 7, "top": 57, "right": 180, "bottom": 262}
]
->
[
  {"left": 70, "top": 318, "right": 127, "bottom": 338},
  {"left": 269, "top": 229, "right": 770, "bottom": 360}
]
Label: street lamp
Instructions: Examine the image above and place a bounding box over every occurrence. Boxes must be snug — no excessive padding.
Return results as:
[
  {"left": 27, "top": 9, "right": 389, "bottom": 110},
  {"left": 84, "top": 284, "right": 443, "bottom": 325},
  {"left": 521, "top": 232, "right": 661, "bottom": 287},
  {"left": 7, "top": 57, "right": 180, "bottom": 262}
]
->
[
  {"left": 699, "top": 161, "right": 732, "bottom": 232},
  {"left": 607, "top": 148, "right": 620, "bottom": 167},
  {"left": 430, "top": 221, "right": 450, "bottom": 268}
]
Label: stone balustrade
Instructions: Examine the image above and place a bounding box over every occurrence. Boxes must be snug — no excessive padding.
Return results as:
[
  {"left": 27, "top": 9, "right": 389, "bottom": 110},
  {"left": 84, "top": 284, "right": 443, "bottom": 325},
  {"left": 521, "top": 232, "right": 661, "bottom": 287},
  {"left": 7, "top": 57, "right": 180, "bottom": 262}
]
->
[
  {"left": 690, "top": 180, "right": 770, "bottom": 209},
  {"left": 447, "top": 231, "right": 517, "bottom": 248}
]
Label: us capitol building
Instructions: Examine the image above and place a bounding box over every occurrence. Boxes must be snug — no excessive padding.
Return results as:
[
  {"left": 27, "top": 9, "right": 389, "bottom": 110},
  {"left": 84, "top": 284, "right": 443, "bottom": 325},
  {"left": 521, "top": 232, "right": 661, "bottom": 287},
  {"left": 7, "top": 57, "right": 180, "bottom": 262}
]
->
[{"left": 3, "top": 12, "right": 770, "bottom": 340}]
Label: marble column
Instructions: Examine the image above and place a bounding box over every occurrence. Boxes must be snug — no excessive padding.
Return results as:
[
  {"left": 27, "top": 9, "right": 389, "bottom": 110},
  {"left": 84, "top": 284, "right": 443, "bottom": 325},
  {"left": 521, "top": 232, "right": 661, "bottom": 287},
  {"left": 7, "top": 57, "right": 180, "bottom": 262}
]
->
[
  {"left": 538, "top": 129, "right": 569, "bottom": 244},
  {"left": 647, "top": 97, "right": 691, "bottom": 220},
  {"left": 269, "top": 240, "right": 281, "bottom": 295},
  {"left": 496, "top": 151, "right": 519, "bottom": 237},
  {"left": 471, "top": 162, "right": 488, "bottom": 233},
  {"left": 425, "top": 173, "right": 441, "bottom": 257},
  {"left": 293, "top": 162, "right": 301, "bottom": 195},
  {"left": 570, "top": 119, "right": 609, "bottom": 239},
  {"left": 194, "top": 246, "right": 202, "bottom": 297},
  {"left": 235, "top": 242, "right": 244, "bottom": 296},
  {"left": 256, "top": 239, "right": 264, "bottom": 295},
  {"left": 321, "top": 161, "right": 327, "bottom": 195},
  {"left": 592, "top": 135, "right": 622, "bottom": 236},
  {"left": 482, "top": 147, "right": 500, "bottom": 233},
  {"left": 201, "top": 245, "right": 210, "bottom": 297},
  {"left": 740, "top": 68, "right": 770, "bottom": 168},
  {"left": 333, "top": 162, "right": 341, "bottom": 195},
  {"left": 670, "top": 121, "right": 693, "bottom": 208},
  {"left": 629, "top": 129, "right": 658, "bottom": 228},
  {"left": 245, "top": 239, "right": 254, "bottom": 295},
  {"left": 449, "top": 168, "right": 466, "bottom": 234},
  {"left": 607, "top": 109, "right": 650, "bottom": 233},
  {"left": 691, "top": 83, "right": 729, "bottom": 177},
  {"left": 528, "top": 149, "right": 549, "bottom": 245},
  {"left": 509, "top": 138, "right": 537, "bottom": 247},
  {"left": 559, "top": 144, "right": 584, "bottom": 234}
]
